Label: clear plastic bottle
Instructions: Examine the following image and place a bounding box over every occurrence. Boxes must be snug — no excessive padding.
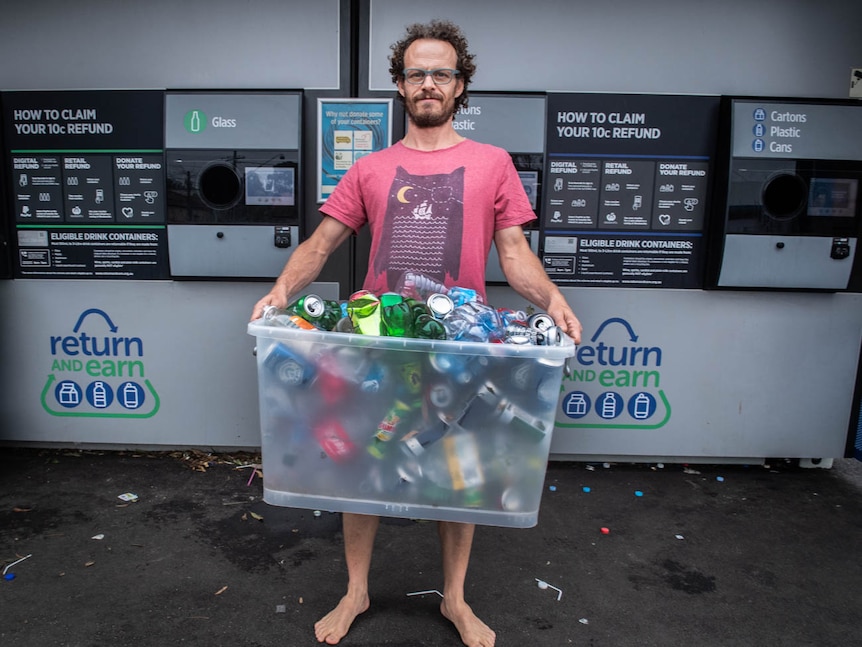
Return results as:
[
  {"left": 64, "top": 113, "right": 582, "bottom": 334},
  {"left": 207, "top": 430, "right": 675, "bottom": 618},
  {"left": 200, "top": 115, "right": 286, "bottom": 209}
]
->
[
  {"left": 395, "top": 271, "right": 448, "bottom": 300},
  {"left": 261, "top": 305, "right": 316, "bottom": 330}
]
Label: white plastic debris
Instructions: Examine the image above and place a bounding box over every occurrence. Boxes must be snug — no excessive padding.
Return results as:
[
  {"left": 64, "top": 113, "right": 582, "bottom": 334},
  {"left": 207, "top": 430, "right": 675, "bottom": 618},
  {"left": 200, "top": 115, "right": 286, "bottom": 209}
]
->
[
  {"left": 3, "top": 554, "right": 32, "bottom": 577},
  {"left": 535, "top": 578, "right": 562, "bottom": 601},
  {"left": 406, "top": 589, "right": 443, "bottom": 598}
]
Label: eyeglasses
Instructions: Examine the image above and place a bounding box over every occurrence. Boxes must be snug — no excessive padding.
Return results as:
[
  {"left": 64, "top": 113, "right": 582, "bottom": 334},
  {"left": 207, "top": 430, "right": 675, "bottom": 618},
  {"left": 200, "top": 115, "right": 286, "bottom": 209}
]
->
[{"left": 402, "top": 68, "right": 460, "bottom": 85}]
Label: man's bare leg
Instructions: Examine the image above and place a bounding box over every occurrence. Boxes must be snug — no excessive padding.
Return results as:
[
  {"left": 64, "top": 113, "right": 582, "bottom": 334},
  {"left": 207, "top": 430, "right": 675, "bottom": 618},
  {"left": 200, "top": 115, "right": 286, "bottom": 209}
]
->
[
  {"left": 438, "top": 521, "right": 496, "bottom": 647},
  {"left": 314, "top": 513, "right": 380, "bottom": 644}
]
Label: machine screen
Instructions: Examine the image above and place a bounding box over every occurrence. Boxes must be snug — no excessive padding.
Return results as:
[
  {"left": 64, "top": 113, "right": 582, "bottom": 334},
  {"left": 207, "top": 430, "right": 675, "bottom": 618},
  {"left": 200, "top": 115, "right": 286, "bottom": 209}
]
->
[
  {"left": 807, "top": 178, "right": 857, "bottom": 218},
  {"left": 245, "top": 166, "right": 295, "bottom": 207}
]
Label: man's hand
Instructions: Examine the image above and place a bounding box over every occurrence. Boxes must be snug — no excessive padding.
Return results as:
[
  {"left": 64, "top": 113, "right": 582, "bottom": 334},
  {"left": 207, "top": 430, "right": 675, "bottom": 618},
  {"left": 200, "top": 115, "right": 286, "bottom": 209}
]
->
[
  {"left": 250, "top": 290, "right": 290, "bottom": 322},
  {"left": 547, "top": 299, "right": 582, "bottom": 345},
  {"left": 249, "top": 216, "right": 354, "bottom": 322}
]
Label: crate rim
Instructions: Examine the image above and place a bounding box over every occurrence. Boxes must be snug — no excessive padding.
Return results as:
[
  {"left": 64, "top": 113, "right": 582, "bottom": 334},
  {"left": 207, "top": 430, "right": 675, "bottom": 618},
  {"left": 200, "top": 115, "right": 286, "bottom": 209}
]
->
[{"left": 248, "top": 320, "right": 576, "bottom": 360}]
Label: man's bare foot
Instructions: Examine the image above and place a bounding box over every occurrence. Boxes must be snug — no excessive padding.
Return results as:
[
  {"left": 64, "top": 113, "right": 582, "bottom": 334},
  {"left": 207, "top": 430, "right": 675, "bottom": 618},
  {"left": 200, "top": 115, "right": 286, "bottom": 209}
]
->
[
  {"left": 440, "top": 598, "right": 496, "bottom": 647},
  {"left": 314, "top": 592, "right": 370, "bottom": 644}
]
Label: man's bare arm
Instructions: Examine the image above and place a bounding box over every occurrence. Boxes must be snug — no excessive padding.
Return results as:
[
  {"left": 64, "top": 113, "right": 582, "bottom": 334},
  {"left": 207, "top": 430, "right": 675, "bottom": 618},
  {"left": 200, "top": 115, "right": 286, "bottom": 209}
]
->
[
  {"left": 494, "top": 225, "right": 582, "bottom": 344},
  {"left": 250, "top": 216, "right": 354, "bottom": 320}
]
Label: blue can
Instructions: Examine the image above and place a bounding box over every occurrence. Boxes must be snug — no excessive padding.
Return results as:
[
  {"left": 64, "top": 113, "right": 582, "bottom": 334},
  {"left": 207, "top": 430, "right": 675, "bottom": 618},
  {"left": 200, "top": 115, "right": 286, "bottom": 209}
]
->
[
  {"left": 428, "top": 353, "right": 489, "bottom": 385},
  {"left": 263, "top": 342, "right": 316, "bottom": 386}
]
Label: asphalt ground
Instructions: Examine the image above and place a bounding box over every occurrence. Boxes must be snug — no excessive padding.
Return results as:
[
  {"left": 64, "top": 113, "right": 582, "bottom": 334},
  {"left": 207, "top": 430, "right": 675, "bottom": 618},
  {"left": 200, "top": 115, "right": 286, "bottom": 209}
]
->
[{"left": 1, "top": 447, "right": 861, "bottom": 647}]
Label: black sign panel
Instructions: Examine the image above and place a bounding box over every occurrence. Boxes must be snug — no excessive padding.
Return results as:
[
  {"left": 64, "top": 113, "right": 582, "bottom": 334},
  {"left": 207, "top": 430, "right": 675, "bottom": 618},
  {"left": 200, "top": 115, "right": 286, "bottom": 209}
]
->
[
  {"left": 543, "top": 93, "right": 719, "bottom": 288},
  {"left": 2, "top": 90, "right": 168, "bottom": 279},
  {"left": 16, "top": 226, "right": 168, "bottom": 279},
  {"left": 3, "top": 91, "right": 163, "bottom": 150}
]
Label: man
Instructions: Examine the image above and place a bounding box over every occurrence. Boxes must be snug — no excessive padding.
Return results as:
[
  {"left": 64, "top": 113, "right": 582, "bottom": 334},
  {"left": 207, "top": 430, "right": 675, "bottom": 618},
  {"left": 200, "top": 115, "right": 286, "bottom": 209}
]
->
[{"left": 251, "top": 20, "right": 582, "bottom": 647}]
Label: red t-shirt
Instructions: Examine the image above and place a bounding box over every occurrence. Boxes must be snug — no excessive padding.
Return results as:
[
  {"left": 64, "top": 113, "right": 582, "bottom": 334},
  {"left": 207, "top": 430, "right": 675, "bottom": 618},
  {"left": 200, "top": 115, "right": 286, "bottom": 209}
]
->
[{"left": 320, "top": 139, "right": 536, "bottom": 301}]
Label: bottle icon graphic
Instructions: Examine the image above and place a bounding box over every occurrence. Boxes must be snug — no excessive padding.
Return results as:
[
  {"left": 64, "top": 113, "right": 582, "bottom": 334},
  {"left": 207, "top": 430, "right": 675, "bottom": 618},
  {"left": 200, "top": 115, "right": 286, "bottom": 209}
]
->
[
  {"left": 190, "top": 110, "right": 201, "bottom": 133},
  {"left": 92, "top": 381, "right": 108, "bottom": 408},
  {"left": 600, "top": 392, "right": 618, "bottom": 418}
]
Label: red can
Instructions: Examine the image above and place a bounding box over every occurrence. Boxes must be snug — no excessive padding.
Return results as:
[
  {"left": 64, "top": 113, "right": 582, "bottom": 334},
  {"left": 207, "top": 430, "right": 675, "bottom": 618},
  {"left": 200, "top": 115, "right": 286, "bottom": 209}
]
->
[
  {"left": 315, "top": 352, "right": 352, "bottom": 404},
  {"left": 313, "top": 418, "right": 355, "bottom": 462}
]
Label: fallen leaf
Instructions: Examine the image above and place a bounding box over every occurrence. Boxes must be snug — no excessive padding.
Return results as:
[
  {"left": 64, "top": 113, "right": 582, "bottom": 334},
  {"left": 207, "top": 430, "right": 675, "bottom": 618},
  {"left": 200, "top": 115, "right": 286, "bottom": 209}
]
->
[
  {"left": 84, "top": 561, "right": 95, "bottom": 567},
  {"left": 250, "top": 511, "right": 264, "bottom": 522},
  {"left": 215, "top": 586, "right": 228, "bottom": 595}
]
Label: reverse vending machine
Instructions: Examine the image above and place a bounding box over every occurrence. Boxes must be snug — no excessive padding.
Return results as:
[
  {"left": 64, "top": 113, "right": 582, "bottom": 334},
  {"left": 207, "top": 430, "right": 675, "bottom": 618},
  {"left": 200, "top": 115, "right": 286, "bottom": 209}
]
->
[
  {"left": 165, "top": 92, "right": 302, "bottom": 278},
  {"left": 526, "top": 93, "right": 862, "bottom": 464},
  {"left": 708, "top": 97, "right": 862, "bottom": 290}
]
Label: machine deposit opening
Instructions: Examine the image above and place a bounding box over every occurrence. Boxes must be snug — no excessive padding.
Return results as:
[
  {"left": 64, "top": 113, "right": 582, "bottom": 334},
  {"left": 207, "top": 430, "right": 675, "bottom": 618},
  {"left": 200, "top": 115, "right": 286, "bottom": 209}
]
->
[
  {"left": 199, "top": 163, "right": 242, "bottom": 209},
  {"left": 762, "top": 172, "right": 807, "bottom": 221}
]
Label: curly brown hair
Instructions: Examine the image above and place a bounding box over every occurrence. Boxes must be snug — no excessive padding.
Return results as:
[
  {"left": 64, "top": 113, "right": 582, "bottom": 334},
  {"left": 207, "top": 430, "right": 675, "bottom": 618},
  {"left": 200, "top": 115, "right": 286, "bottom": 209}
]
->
[{"left": 389, "top": 19, "right": 476, "bottom": 113}]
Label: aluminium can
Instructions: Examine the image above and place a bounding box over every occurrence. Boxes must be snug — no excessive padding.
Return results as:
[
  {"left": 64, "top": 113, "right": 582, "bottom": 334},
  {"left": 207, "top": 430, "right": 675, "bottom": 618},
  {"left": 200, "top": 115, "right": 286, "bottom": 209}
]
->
[
  {"left": 427, "top": 293, "right": 455, "bottom": 319},
  {"left": 263, "top": 342, "right": 316, "bottom": 386},
  {"left": 299, "top": 294, "right": 325, "bottom": 318},
  {"left": 527, "top": 312, "right": 555, "bottom": 332}
]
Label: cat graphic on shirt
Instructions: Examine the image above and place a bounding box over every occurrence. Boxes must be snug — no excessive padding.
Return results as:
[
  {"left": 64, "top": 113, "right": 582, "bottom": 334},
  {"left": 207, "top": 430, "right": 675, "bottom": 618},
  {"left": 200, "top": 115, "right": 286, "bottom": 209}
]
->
[{"left": 373, "top": 165, "right": 465, "bottom": 288}]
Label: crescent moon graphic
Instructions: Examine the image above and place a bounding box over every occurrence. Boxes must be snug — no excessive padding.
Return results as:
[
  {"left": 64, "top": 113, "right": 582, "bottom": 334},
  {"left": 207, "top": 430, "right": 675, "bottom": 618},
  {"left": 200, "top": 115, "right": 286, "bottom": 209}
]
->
[{"left": 396, "top": 186, "right": 413, "bottom": 203}]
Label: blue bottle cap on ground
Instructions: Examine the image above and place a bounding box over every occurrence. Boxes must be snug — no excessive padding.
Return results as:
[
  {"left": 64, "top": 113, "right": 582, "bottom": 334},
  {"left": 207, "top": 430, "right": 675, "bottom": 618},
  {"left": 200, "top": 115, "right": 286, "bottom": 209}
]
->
[
  {"left": 582, "top": 486, "right": 591, "bottom": 493},
  {"left": 634, "top": 490, "right": 644, "bottom": 497}
]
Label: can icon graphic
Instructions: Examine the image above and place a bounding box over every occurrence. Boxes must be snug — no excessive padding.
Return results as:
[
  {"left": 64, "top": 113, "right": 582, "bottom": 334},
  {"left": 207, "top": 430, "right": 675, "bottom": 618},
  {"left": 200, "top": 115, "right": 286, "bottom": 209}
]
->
[
  {"left": 123, "top": 382, "right": 140, "bottom": 408},
  {"left": 630, "top": 392, "right": 653, "bottom": 420}
]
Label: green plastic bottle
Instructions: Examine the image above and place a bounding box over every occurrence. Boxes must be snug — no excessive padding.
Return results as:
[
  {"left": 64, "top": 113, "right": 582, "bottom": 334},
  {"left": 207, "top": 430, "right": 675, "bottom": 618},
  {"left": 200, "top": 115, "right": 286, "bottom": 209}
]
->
[
  {"left": 382, "top": 302, "right": 414, "bottom": 337},
  {"left": 414, "top": 313, "right": 447, "bottom": 340},
  {"left": 347, "top": 290, "right": 382, "bottom": 335}
]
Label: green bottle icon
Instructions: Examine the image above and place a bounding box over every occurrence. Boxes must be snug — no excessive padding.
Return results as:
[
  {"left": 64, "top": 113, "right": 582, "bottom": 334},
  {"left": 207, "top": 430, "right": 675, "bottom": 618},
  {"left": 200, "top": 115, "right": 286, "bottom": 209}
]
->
[{"left": 184, "top": 109, "right": 206, "bottom": 134}]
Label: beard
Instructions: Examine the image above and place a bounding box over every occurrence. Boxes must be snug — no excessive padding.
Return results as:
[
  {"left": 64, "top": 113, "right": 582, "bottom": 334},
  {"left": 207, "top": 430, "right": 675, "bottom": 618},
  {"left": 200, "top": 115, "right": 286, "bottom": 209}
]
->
[{"left": 405, "top": 90, "right": 457, "bottom": 128}]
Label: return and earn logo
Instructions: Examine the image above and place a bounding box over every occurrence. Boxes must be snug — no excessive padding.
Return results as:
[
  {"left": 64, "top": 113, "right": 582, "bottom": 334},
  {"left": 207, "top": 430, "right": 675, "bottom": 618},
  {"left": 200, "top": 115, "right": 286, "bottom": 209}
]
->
[
  {"left": 41, "top": 308, "right": 160, "bottom": 419},
  {"left": 556, "top": 317, "right": 671, "bottom": 430}
]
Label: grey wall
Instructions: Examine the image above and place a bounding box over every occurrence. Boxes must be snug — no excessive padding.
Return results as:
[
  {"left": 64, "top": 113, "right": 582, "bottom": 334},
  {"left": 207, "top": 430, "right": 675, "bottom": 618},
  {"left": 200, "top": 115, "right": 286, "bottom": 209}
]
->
[
  {"left": 369, "top": 0, "right": 862, "bottom": 98},
  {"left": 0, "top": 0, "right": 342, "bottom": 90},
  {"left": 0, "top": 1, "right": 858, "bottom": 97}
]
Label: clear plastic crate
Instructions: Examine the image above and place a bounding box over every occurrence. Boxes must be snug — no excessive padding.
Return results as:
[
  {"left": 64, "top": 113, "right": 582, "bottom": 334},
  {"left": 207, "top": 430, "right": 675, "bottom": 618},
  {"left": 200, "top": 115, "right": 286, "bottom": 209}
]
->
[{"left": 248, "top": 321, "right": 574, "bottom": 527}]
